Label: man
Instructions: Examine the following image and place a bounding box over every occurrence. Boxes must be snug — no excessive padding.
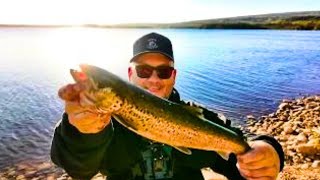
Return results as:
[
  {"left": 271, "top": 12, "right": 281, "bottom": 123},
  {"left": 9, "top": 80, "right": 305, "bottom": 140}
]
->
[{"left": 51, "top": 32, "right": 284, "bottom": 180}]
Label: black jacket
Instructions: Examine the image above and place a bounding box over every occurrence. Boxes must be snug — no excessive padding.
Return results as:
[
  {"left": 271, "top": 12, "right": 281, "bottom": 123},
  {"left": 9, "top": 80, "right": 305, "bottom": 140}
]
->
[{"left": 51, "top": 89, "right": 284, "bottom": 180}]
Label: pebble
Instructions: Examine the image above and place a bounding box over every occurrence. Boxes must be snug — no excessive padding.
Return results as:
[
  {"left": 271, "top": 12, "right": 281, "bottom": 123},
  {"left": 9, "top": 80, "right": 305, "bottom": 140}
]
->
[
  {"left": 37, "top": 162, "right": 52, "bottom": 171},
  {"left": 312, "top": 160, "right": 320, "bottom": 168},
  {"left": 300, "top": 164, "right": 309, "bottom": 169},
  {"left": 297, "top": 133, "right": 308, "bottom": 143},
  {"left": 245, "top": 95, "right": 320, "bottom": 168},
  {"left": 16, "top": 175, "right": 26, "bottom": 180},
  {"left": 284, "top": 125, "right": 294, "bottom": 134}
]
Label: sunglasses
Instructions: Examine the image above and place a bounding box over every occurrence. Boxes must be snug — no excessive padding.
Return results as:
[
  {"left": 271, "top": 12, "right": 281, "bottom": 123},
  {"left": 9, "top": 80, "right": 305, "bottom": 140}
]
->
[{"left": 135, "top": 65, "right": 175, "bottom": 79}]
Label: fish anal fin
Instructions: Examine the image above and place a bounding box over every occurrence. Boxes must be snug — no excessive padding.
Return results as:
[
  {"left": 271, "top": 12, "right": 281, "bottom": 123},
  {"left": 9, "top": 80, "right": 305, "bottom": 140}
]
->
[
  {"left": 173, "top": 146, "right": 192, "bottom": 155},
  {"left": 217, "top": 151, "right": 230, "bottom": 161}
]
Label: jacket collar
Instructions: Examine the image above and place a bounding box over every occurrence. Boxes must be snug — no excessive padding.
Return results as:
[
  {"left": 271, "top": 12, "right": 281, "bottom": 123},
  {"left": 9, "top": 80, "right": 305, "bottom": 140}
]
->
[{"left": 168, "top": 88, "right": 181, "bottom": 103}]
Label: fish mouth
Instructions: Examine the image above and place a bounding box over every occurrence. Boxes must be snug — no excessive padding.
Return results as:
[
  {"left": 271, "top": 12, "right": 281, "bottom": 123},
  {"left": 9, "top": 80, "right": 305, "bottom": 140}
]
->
[
  {"left": 70, "top": 65, "right": 99, "bottom": 106},
  {"left": 79, "top": 64, "right": 89, "bottom": 73}
]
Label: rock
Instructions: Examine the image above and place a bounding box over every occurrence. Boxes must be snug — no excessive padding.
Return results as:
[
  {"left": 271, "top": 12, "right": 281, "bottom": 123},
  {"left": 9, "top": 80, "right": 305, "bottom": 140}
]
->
[
  {"left": 297, "top": 144, "right": 319, "bottom": 155},
  {"left": 278, "top": 115, "right": 287, "bottom": 121},
  {"left": 284, "top": 125, "right": 294, "bottom": 134},
  {"left": 245, "top": 95, "right": 320, "bottom": 168},
  {"left": 248, "top": 127, "right": 257, "bottom": 132},
  {"left": 303, "top": 129, "right": 311, "bottom": 134},
  {"left": 282, "top": 99, "right": 292, "bottom": 103},
  {"left": 17, "top": 164, "right": 29, "bottom": 171},
  {"left": 267, "top": 128, "right": 274, "bottom": 134},
  {"left": 31, "top": 177, "right": 41, "bottom": 180},
  {"left": 92, "top": 173, "right": 107, "bottom": 180},
  {"left": 313, "top": 106, "right": 320, "bottom": 111},
  {"left": 256, "top": 129, "right": 267, "bottom": 135},
  {"left": 57, "top": 173, "right": 71, "bottom": 180},
  {"left": 300, "top": 164, "right": 309, "bottom": 169},
  {"left": 307, "top": 138, "right": 320, "bottom": 145},
  {"left": 279, "top": 102, "right": 290, "bottom": 110},
  {"left": 297, "top": 133, "right": 308, "bottom": 143},
  {"left": 16, "top": 175, "right": 26, "bottom": 180},
  {"left": 312, "top": 160, "right": 320, "bottom": 168},
  {"left": 25, "top": 170, "right": 37, "bottom": 177},
  {"left": 246, "top": 115, "right": 255, "bottom": 120},
  {"left": 305, "top": 96, "right": 316, "bottom": 103},
  {"left": 46, "top": 176, "right": 56, "bottom": 180},
  {"left": 269, "top": 113, "right": 276, "bottom": 117},
  {"left": 255, "top": 122, "right": 262, "bottom": 126},
  {"left": 37, "top": 162, "right": 52, "bottom": 171},
  {"left": 279, "top": 135, "right": 288, "bottom": 141},
  {"left": 296, "top": 98, "right": 304, "bottom": 105},
  {"left": 7, "top": 169, "right": 15, "bottom": 176}
]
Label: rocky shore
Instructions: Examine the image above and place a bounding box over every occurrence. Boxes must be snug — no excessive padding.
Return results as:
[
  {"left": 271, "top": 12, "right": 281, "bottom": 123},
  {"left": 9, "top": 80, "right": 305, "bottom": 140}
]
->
[
  {"left": 1, "top": 95, "right": 319, "bottom": 179},
  {"left": 244, "top": 95, "right": 320, "bottom": 180},
  {"left": 0, "top": 161, "right": 65, "bottom": 180}
]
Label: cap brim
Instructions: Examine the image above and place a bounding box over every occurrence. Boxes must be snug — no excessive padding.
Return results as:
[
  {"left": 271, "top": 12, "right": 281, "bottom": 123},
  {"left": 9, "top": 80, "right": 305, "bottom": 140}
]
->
[{"left": 130, "top": 51, "right": 174, "bottom": 62}]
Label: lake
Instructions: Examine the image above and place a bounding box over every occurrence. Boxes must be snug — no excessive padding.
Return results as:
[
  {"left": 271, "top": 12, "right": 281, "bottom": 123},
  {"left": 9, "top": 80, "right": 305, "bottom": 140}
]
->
[{"left": 0, "top": 27, "right": 319, "bottom": 169}]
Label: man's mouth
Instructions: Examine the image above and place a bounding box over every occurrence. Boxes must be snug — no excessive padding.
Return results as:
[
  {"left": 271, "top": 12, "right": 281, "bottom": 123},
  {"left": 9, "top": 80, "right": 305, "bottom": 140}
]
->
[{"left": 147, "top": 87, "right": 161, "bottom": 93}]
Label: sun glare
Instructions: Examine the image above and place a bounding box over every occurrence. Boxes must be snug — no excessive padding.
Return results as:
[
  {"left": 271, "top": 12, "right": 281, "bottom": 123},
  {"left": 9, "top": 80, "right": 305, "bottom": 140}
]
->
[
  {"left": 39, "top": 27, "right": 131, "bottom": 77},
  {"left": 0, "top": 0, "right": 202, "bottom": 25}
]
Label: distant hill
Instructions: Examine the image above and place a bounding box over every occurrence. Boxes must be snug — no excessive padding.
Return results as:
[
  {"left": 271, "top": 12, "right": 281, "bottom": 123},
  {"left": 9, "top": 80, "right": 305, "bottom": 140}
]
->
[
  {"left": 1, "top": 11, "right": 320, "bottom": 30},
  {"left": 108, "top": 11, "right": 320, "bottom": 30},
  {"left": 171, "top": 11, "right": 320, "bottom": 30}
]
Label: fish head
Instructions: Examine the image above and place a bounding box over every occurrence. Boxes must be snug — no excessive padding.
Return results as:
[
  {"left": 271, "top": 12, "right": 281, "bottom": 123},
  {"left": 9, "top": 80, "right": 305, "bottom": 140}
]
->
[{"left": 70, "top": 64, "right": 124, "bottom": 114}]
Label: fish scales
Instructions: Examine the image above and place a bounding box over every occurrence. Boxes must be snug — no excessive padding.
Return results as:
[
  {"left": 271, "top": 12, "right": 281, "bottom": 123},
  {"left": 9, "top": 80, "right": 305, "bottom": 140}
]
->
[{"left": 71, "top": 64, "right": 251, "bottom": 155}]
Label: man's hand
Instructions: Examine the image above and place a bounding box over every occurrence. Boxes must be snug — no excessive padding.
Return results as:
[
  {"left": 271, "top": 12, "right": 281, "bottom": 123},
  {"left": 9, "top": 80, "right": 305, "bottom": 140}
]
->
[
  {"left": 58, "top": 80, "right": 111, "bottom": 134},
  {"left": 236, "top": 140, "right": 280, "bottom": 180}
]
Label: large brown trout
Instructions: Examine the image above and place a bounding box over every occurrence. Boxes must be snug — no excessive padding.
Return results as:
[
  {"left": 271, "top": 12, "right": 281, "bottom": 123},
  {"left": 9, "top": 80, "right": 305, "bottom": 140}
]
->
[{"left": 70, "top": 64, "right": 251, "bottom": 155}]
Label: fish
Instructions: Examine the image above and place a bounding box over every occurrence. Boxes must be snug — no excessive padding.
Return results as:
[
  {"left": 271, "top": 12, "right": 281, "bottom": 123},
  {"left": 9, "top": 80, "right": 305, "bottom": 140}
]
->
[{"left": 70, "top": 64, "right": 251, "bottom": 156}]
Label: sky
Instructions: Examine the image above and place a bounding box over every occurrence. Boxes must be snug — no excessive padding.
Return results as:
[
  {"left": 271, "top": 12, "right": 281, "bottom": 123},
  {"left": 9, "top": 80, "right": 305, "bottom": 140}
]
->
[{"left": 0, "top": 0, "right": 319, "bottom": 25}]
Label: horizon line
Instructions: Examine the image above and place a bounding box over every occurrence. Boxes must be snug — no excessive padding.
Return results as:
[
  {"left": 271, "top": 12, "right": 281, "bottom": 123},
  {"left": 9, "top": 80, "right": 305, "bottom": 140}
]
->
[{"left": 0, "top": 10, "right": 319, "bottom": 27}]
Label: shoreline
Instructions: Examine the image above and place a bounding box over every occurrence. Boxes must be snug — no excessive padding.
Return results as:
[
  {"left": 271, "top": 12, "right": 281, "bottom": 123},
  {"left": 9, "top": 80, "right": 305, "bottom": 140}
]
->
[
  {"left": 1, "top": 95, "right": 319, "bottom": 179},
  {"left": 243, "top": 95, "right": 320, "bottom": 179},
  {"left": 0, "top": 24, "right": 319, "bottom": 30}
]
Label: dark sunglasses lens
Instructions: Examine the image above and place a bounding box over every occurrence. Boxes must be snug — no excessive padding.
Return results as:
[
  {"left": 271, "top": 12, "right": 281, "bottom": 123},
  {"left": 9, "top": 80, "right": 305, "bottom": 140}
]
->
[
  {"left": 136, "top": 65, "right": 153, "bottom": 78},
  {"left": 156, "top": 67, "right": 174, "bottom": 79}
]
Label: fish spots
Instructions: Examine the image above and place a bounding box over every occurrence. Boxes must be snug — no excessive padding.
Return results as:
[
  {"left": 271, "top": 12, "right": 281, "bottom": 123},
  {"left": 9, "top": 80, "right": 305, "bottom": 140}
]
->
[
  {"left": 93, "top": 89, "right": 123, "bottom": 113},
  {"left": 117, "top": 99, "right": 164, "bottom": 136},
  {"left": 115, "top": 100, "right": 123, "bottom": 107}
]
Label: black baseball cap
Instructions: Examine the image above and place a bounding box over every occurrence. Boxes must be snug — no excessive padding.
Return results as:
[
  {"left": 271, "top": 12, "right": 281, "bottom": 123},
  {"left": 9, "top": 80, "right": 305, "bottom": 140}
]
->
[{"left": 130, "top": 32, "right": 174, "bottom": 62}]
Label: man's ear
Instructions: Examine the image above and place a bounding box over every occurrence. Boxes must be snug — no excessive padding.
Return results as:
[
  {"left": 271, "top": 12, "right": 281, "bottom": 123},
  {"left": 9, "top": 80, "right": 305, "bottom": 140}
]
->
[
  {"left": 172, "top": 69, "right": 177, "bottom": 82},
  {"left": 128, "top": 67, "right": 133, "bottom": 80}
]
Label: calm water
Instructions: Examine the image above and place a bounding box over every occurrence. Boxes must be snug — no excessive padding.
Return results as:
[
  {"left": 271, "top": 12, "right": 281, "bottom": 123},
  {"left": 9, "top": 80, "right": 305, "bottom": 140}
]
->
[{"left": 0, "top": 27, "right": 319, "bottom": 169}]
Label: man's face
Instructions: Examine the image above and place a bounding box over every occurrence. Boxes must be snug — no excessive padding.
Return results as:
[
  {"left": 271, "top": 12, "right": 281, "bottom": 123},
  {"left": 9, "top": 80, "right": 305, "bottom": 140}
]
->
[{"left": 128, "top": 53, "right": 176, "bottom": 99}]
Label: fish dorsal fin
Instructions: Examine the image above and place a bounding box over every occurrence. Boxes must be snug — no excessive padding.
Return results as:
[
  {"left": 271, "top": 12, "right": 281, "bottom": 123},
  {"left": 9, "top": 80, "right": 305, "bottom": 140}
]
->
[
  {"left": 181, "top": 101, "right": 204, "bottom": 118},
  {"left": 217, "top": 113, "right": 227, "bottom": 124},
  {"left": 173, "top": 146, "right": 192, "bottom": 155}
]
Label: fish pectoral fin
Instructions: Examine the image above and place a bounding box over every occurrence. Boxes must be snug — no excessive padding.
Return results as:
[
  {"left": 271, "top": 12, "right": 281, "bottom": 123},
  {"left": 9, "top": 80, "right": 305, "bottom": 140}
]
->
[
  {"left": 113, "top": 115, "right": 138, "bottom": 132},
  {"left": 217, "top": 151, "right": 230, "bottom": 161},
  {"left": 173, "top": 146, "right": 192, "bottom": 155}
]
